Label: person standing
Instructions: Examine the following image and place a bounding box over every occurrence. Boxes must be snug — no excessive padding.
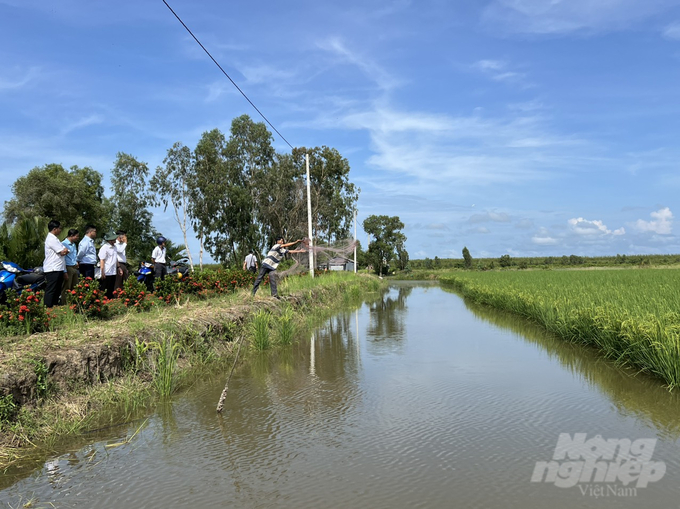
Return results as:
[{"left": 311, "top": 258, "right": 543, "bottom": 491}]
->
[
  {"left": 114, "top": 230, "right": 129, "bottom": 292},
  {"left": 151, "top": 236, "right": 168, "bottom": 285},
  {"left": 60, "top": 228, "right": 80, "bottom": 305},
  {"left": 243, "top": 250, "right": 258, "bottom": 273},
  {"left": 77, "top": 225, "right": 97, "bottom": 279},
  {"left": 99, "top": 232, "right": 120, "bottom": 299},
  {"left": 43, "top": 220, "right": 69, "bottom": 308},
  {"left": 252, "top": 236, "right": 305, "bottom": 299}
]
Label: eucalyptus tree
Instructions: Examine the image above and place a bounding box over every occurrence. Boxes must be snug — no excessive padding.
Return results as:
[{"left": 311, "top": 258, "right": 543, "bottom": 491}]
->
[
  {"left": 150, "top": 142, "right": 196, "bottom": 268},
  {"left": 110, "top": 152, "right": 156, "bottom": 261},
  {"left": 225, "top": 115, "right": 276, "bottom": 261},
  {"left": 285, "top": 146, "right": 359, "bottom": 244},
  {"left": 190, "top": 129, "right": 230, "bottom": 265}
]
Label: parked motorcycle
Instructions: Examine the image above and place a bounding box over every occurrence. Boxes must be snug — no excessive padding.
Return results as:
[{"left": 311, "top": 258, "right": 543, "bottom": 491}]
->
[
  {"left": 168, "top": 258, "right": 191, "bottom": 278},
  {"left": 0, "top": 261, "right": 46, "bottom": 304},
  {"left": 135, "top": 262, "right": 155, "bottom": 292}
]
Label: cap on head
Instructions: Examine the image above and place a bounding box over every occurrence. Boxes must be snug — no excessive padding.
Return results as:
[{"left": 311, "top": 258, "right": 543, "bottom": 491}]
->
[{"left": 104, "top": 232, "right": 118, "bottom": 241}]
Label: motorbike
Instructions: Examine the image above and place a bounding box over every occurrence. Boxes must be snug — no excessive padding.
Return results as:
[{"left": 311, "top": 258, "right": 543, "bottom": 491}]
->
[
  {"left": 135, "top": 258, "right": 192, "bottom": 293},
  {"left": 0, "top": 261, "right": 46, "bottom": 304}
]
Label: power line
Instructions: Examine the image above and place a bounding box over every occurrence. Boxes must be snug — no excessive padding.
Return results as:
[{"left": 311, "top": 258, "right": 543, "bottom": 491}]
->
[{"left": 161, "top": 0, "right": 295, "bottom": 150}]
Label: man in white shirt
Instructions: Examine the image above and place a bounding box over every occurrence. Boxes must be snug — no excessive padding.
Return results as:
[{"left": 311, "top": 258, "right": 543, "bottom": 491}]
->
[
  {"left": 43, "top": 220, "right": 69, "bottom": 308},
  {"left": 99, "top": 232, "right": 120, "bottom": 299},
  {"left": 151, "top": 236, "right": 168, "bottom": 286},
  {"left": 114, "top": 230, "right": 128, "bottom": 292},
  {"left": 243, "top": 250, "right": 258, "bottom": 273}
]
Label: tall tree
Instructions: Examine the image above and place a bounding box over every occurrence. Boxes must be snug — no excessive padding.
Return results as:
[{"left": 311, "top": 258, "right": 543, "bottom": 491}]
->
[
  {"left": 150, "top": 142, "right": 195, "bottom": 268},
  {"left": 363, "top": 215, "right": 407, "bottom": 275},
  {"left": 189, "top": 129, "right": 229, "bottom": 265},
  {"left": 280, "top": 146, "right": 359, "bottom": 244},
  {"left": 4, "top": 164, "right": 112, "bottom": 232},
  {"left": 462, "top": 246, "right": 473, "bottom": 269},
  {"left": 110, "top": 152, "right": 156, "bottom": 261},
  {"left": 0, "top": 215, "right": 50, "bottom": 268},
  {"left": 225, "top": 115, "right": 275, "bottom": 261}
]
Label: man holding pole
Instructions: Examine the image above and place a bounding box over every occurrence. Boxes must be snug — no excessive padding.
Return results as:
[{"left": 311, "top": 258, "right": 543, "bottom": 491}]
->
[{"left": 252, "top": 236, "right": 305, "bottom": 299}]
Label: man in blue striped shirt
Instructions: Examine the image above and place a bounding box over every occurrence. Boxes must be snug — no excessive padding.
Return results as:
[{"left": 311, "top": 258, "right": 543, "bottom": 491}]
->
[{"left": 252, "top": 236, "right": 305, "bottom": 298}]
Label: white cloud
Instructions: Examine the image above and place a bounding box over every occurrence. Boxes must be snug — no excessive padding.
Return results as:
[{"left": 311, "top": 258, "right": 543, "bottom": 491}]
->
[
  {"left": 568, "top": 217, "right": 625, "bottom": 236},
  {"left": 632, "top": 207, "right": 673, "bottom": 234},
  {"left": 472, "top": 59, "right": 528, "bottom": 85},
  {"left": 469, "top": 211, "right": 511, "bottom": 223},
  {"left": 0, "top": 66, "right": 40, "bottom": 91},
  {"left": 662, "top": 21, "right": 680, "bottom": 39},
  {"left": 483, "top": 0, "right": 679, "bottom": 35},
  {"left": 532, "top": 235, "right": 557, "bottom": 245}
]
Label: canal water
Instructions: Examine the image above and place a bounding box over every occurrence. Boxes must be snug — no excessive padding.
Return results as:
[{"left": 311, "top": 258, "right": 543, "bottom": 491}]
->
[{"left": 2, "top": 282, "right": 680, "bottom": 508}]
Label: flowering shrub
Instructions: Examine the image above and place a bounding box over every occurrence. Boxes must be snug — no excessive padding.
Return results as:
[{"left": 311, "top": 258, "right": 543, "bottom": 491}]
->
[
  {"left": 67, "top": 277, "right": 109, "bottom": 318},
  {"left": 0, "top": 288, "right": 51, "bottom": 334},
  {"left": 154, "top": 275, "right": 184, "bottom": 304},
  {"left": 197, "top": 268, "right": 258, "bottom": 294},
  {"left": 114, "top": 277, "right": 153, "bottom": 312}
]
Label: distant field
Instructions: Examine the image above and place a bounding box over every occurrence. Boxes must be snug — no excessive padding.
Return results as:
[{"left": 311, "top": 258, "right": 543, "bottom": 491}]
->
[{"left": 440, "top": 269, "right": 680, "bottom": 388}]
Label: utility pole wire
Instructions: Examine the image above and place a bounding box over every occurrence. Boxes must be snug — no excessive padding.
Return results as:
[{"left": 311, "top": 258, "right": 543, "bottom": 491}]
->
[{"left": 161, "top": 0, "right": 295, "bottom": 150}]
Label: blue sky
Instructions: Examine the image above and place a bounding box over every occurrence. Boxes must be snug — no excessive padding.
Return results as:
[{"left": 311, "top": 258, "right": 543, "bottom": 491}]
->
[{"left": 2, "top": 0, "right": 680, "bottom": 261}]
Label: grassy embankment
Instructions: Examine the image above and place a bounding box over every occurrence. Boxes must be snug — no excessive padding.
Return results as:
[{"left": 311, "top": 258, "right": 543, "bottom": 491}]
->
[
  {"left": 440, "top": 269, "right": 680, "bottom": 389},
  {"left": 0, "top": 272, "right": 381, "bottom": 469}
]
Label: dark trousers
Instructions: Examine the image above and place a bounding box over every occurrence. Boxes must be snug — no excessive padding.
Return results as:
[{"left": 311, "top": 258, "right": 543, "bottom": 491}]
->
[
  {"left": 79, "top": 263, "right": 95, "bottom": 280},
  {"left": 61, "top": 266, "right": 79, "bottom": 305},
  {"left": 44, "top": 271, "right": 64, "bottom": 308},
  {"left": 115, "top": 262, "right": 129, "bottom": 292},
  {"left": 101, "top": 275, "right": 116, "bottom": 300},
  {"left": 252, "top": 266, "right": 278, "bottom": 296}
]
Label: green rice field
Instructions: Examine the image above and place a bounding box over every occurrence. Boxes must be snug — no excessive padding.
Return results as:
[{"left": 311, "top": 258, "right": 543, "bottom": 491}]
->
[{"left": 440, "top": 269, "right": 680, "bottom": 389}]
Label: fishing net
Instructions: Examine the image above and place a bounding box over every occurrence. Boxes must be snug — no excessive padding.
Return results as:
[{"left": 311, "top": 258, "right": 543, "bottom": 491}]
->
[{"left": 278, "top": 238, "right": 358, "bottom": 278}]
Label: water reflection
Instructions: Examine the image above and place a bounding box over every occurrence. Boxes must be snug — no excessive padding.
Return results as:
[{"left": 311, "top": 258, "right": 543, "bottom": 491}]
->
[
  {"left": 446, "top": 287, "right": 680, "bottom": 439},
  {"left": 365, "top": 286, "right": 412, "bottom": 354}
]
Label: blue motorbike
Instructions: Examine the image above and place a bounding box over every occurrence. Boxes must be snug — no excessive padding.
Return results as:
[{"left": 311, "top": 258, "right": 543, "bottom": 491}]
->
[{"left": 0, "top": 261, "right": 46, "bottom": 304}]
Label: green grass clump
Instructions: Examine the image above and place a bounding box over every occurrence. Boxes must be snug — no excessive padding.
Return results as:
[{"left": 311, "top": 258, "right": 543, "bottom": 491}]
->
[
  {"left": 276, "top": 307, "right": 296, "bottom": 346},
  {"left": 250, "top": 310, "right": 272, "bottom": 351},
  {"left": 441, "top": 269, "right": 680, "bottom": 388},
  {"left": 149, "top": 334, "right": 181, "bottom": 397}
]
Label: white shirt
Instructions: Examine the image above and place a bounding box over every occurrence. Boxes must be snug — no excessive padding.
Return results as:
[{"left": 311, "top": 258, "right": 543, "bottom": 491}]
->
[
  {"left": 99, "top": 243, "right": 118, "bottom": 276},
  {"left": 152, "top": 246, "right": 166, "bottom": 264},
  {"left": 115, "top": 241, "right": 127, "bottom": 263},
  {"left": 43, "top": 232, "right": 66, "bottom": 272}
]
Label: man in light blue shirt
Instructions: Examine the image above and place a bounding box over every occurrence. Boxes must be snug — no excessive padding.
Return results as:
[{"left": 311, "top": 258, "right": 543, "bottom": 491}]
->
[
  {"left": 77, "top": 225, "right": 97, "bottom": 279},
  {"left": 61, "top": 228, "right": 80, "bottom": 305}
]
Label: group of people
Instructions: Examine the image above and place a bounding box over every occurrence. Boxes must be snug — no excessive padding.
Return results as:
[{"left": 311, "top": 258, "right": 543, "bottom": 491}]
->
[
  {"left": 43, "top": 223, "right": 302, "bottom": 308},
  {"left": 42, "top": 220, "right": 169, "bottom": 308}
]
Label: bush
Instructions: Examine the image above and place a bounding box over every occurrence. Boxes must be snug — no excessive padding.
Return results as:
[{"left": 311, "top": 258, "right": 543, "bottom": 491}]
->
[
  {"left": 114, "top": 277, "right": 154, "bottom": 312},
  {"left": 0, "top": 288, "right": 51, "bottom": 334},
  {"left": 67, "top": 277, "right": 109, "bottom": 318}
]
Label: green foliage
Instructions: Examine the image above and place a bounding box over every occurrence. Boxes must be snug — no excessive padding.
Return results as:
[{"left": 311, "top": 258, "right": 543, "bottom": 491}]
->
[
  {"left": 114, "top": 277, "right": 153, "bottom": 312},
  {"left": 3, "top": 164, "right": 111, "bottom": 233},
  {"left": 363, "top": 215, "right": 407, "bottom": 275},
  {"left": 462, "top": 246, "right": 473, "bottom": 269},
  {"left": 0, "top": 288, "right": 51, "bottom": 335},
  {"left": 499, "top": 254, "right": 512, "bottom": 267},
  {"left": 149, "top": 334, "right": 181, "bottom": 397},
  {"left": 276, "top": 306, "right": 296, "bottom": 345},
  {"left": 250, "top": 310, "right": 272, "bottom": 351},
  {"left": 150, "top": 142, "right": 196, "bottom": 267},
  {"left": 154, "top": 275, "right": 184, "bottom": 304},
  {"left": 67, "top": 278, "right": 109, "bottom": 318},
  {"left": 31, "top": 358, "right": 50, "bottom": 399},
  {"left": 0, "top": 394, "right": 17, "bottom": 422},
  {"left": 110, "top": 153, "right": 156, "bottom": 261},
  {"left": 0, "top": 216, "right": 50, "bottom": 268}
]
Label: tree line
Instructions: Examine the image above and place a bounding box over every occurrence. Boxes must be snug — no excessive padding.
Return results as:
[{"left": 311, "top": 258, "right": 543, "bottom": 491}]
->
[{"left": 1, "top": 114, "right": 360, "bottom": 269}]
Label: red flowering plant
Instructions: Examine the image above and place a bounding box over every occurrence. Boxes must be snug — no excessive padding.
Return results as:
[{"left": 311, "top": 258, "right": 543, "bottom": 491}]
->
[
  {"left": 0, "top": 288, "right": 51, "bottom": 334},
  {"left": 154, "top": 275, "right": 184, "bottom": 304},
  {"left": 113, "top": 277, "right": 153, "bottom": 312},
  {"left": 67, "top": 277, "right": 109, "bottom": 318}
]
